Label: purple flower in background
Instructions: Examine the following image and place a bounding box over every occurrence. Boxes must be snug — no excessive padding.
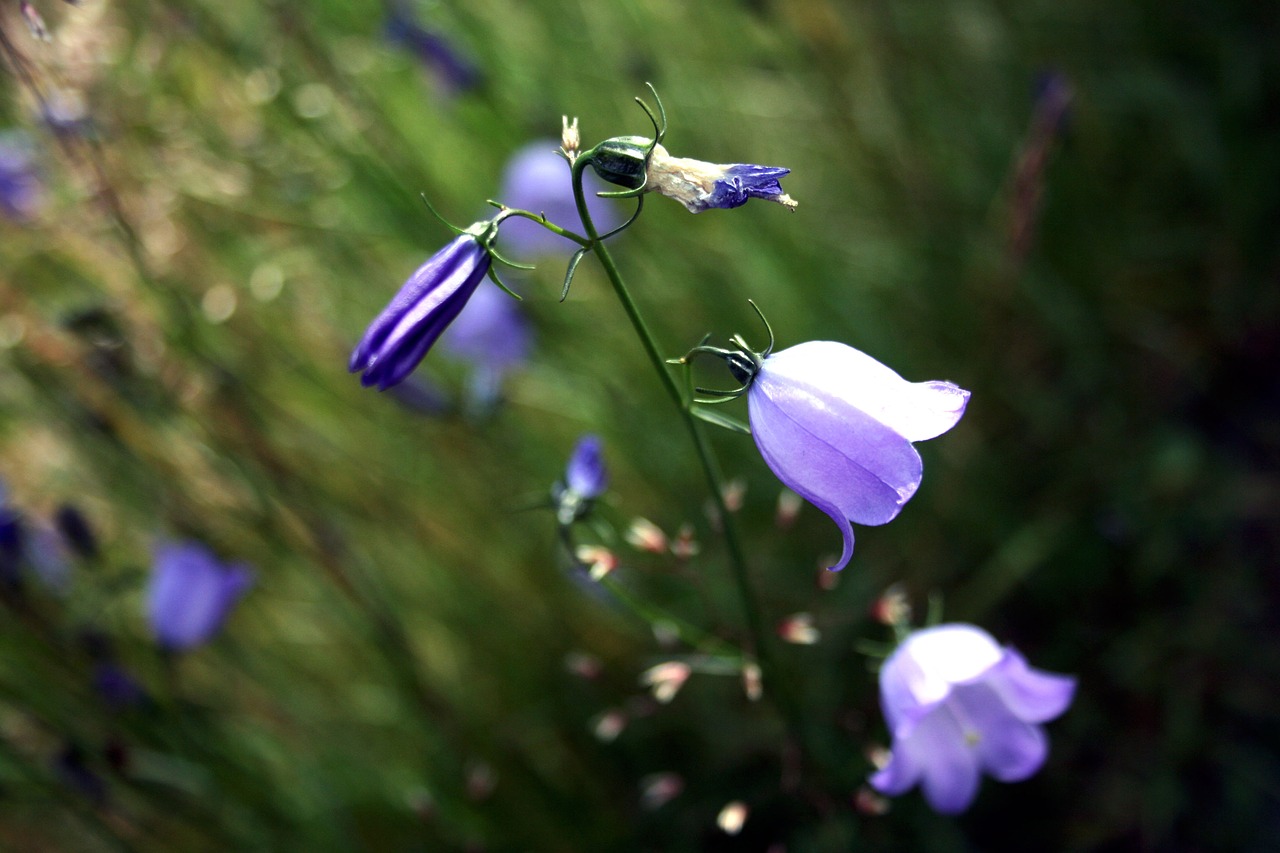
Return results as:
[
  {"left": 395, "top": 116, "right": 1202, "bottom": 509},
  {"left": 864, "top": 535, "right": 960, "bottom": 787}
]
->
[
  {"left": 555, "top": 435, "right": 608, "bottom": 525},
  {"left": 384, "top": 5, "right": 480, "bottom": 94},
  {"left": 869, "top": 623, "right": 1076, "bottom": 814},
  {"left": 747, "top": 341, "right": 969, "bottom": 570},
  {"left": 350, "top": 222, "right": 495, "bottom": 391},
  {"left": 645, "top": 144, "right": 797, "bottom": 214},
  {"left": 497, "top": 141, "right": 619, "bottom": 257},
  {"left": 439, "top": 284, "right": 531, "bottom": 409},
  {"left": 147, "top": 542, "right": 252, "bottom": 652},
  {"left": 92, "top": 662, "right": 147, "bottom": 710},
  {"left": 0, "top": 132, "right": 44, "bottom": 222}
]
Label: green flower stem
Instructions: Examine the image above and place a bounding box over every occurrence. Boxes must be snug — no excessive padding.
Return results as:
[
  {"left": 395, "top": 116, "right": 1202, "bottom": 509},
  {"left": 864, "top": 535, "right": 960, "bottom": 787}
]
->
[{"left": 569, "top": 160, "right": 820, "bottom": 773}]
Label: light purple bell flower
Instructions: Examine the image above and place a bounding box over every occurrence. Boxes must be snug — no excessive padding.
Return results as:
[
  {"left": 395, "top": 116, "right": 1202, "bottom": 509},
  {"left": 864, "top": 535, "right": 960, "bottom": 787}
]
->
[
  {"left": 350, "top": 223, "right": 494, "bottom": 391},
  {"left": 384, "top": 4, "right": 480, "bottom": 94},
  {"left": 869, "top": 623, "right": 1076, "bottom": 814},
  {"left": 747, "top": 341, "right": 970, "bottom": 570},
  {"left": 496, "top": 141, "right": 619, "bottom": 258},
  {"left": 438, "top": 284, "right": 530, "bottom": 408},
  {"left": 147, "top": 542, "right": 252, "bottom": 652}
]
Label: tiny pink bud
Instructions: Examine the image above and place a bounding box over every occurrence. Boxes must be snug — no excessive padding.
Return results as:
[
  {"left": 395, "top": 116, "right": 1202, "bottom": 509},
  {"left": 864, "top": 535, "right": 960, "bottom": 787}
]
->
[
  {"left": 465, "top": 761, "right": 495, "bottom": 801},
  {"left": 741, "top": 661, "right": 763, "bottom": 702},
  {"left": 817, "top": 561, "right": 841, "bottom": 591},
  {"left": 853, "top": 786, "right": 890, "bottom": 816},
  {"left": 670, "top": 523, "right": 700, "bottom": 560},
  {"left": 20, "top": 2, "right": 50, "bottom": 41},
  {"left": 721, "top": 477, "right": 747, "bottom": 513},
  {"left": 775, "top": 488, "right": 802, "bottom": 529},
  {"left": 591, "top": 709, "right": 627, "bottom": 743},
  {"left": 777, "top": 612, "right": 820, "bottom": 645},
  {"left": 640, "top": 661, "right": 691, "bottom": 704},
  {"left": 865, "top": 743, "right": 891, "bottom": 771},
  {"left": 625, "top": 517, "right": 668, "bottom": 554},
  {"left": 717, "top": 800, "right": 749, "bottom": 835},
  {"left": 575, "top": 544, "right": 617, "bottom": 581},
  {"left": 563, "top": 650, "right": 603, "bottom": 679},
  {"left": 639, "top": 772, "right": 684, "bottom": 810},
  {"left": 870, "top": 583, "right": 911, "bottom": 626}
]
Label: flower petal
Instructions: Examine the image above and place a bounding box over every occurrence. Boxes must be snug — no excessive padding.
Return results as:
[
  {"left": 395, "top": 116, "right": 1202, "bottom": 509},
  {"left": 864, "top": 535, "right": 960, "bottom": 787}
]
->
[
  {"left": 911, "top": 708, "right": 983, "bottom": 814},
  {"left": 985, "top": 649, "right": 1077, "bottom": 723},
  {"left": 878, "top": 624, "right": 1004, "bottom": 737},
  {"left": 951, "top": 682, "right": 1050, "bottom": 782},
  {"left": 761, "top": 342, "right": 969, "bottom": 442}
]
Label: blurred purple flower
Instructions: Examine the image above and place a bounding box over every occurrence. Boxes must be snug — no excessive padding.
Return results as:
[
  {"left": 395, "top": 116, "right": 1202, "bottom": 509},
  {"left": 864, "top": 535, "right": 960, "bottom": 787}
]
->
[
  {"left": 439, "top": 284, "right": 531, "bottom": 409},
  {"left": 27, "top": 523, "right": 71, "bottom": 592},
  {"left": 147, "top": 542, "right": 252, "bottom": 652},
  {"left": 869, "top": 623, "right": 1075, "bottom": 814},
  {"left": 747, "top": 341, "right": 969, "bottom": 570},
  {"left": 350, "top": 224, "right": 494, "bottom": 391},
  {"left": 555, "top": 435, "right": 607, "bottom": 526},
  {"left": 497, "top": 141, "right": 619, "bottom": 258},
  {"left": 92, "top": 662, "right": 146, "bottom": 710},
  {"left": 646, "top": 144, "right": 797, "bottom": 213},
  {"left": 0, "top": 132, "right": 44, "bottom": 222},
  {"left": 566, "top": 435, "right": 608, "bottom": 499},
  {"left": 384, "top": 6, "right": 480, "bottom": 94}
]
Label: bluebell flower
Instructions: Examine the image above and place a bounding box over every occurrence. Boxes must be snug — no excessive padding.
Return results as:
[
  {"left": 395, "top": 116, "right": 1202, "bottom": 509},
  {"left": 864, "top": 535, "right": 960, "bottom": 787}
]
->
[
  {"left": 747, "top": 341, "right": 969, "bottom": 570},
  {"left": 0, "top": 131, "right": 43, "bottom": 222},
  {"left": 496, "top": 141, "right": 619, "bottom": 258},
  {"left": 555, "top": 435, "right": 608, "bottom": 525},
  {"left": 147, "top": 542, "right": 252, "bottom": 652},
  {"left": 350, "top": 221, "right": 498, "bottom": 391},
  {"left": 869, "top": 623, "right": 1076, "bottom": 814},
  {"left": 644, "top": 144, "right": 796, "bottom": 214},
  {"left": 92, "top": 662, "right": 147, "bottom": 710},
  {"left": 439, "top": 284, "right": 531, "bottom": 410},
  {"left": 384, "top": 5, "right": 480, "bottom": 94}
]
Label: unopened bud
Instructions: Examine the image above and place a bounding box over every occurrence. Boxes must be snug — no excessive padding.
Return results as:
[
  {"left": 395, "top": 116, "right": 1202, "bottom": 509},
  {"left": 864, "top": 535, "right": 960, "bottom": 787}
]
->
[
  {"left": 741, "top": 661, "right": 762, "bottom": 702},
  {"left": 670, "top": 523, "right": 700, "bottom": 560},
  {"left": 721, "top": 477, "right": 746, "bottom": 513},
  {"left": 560, "top": 116, "right": 580, "bottom": 163},
  {"left": 575, "top": 544, "right": 617, "bottom": 581},
  {"left": 777, "top": 612, "right": 820, "bottom": 645},
  {"left": 625, "top": 517, "right": 668, "bottom": 554},
  {"left": 640, "top": 661, "right": 691, "bottom": 704},
  {"left": 775, "top": 488, "right": 802, "bottom": 529},
  {"left": 870, "top": 583, "right": 911, "bottom": 627},
  {"left": 639, "top": 772, "right": 683, "bottom": 810},
  {"left": 717, "top": 800, "right": 748, "bottom": 835},
  {"left": 591, "top": 709, "right": 627, "bottom": 743},
  {"left": 853, "top": 786, "right": 890, "bottom": 816}
]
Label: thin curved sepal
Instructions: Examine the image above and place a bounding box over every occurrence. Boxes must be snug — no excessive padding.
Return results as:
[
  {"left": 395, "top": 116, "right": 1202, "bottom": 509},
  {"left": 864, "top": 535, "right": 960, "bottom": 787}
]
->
[
  {"left": 486, "top": 265, "right": 524, "bottom": 301},
  {"left": 635, "top": 82, "right": 667, "bottom": 146},
  {"left": 489, "top": 245, "right": 536, "bottom": 271},
  {"left": 597, "top": 195, "right": 644, "bottom": 241},
  {"left": 745, "top": 298, "right": 776, "bottom": 357},
  {"left": 418, "top": 193, "right": 468, "bottom": 236},
  {"left": 596, "top": 180, "right": 648, "bottom": 200},
  {"left": 560, "top": 246, "right": 590, "bottom": 302}
]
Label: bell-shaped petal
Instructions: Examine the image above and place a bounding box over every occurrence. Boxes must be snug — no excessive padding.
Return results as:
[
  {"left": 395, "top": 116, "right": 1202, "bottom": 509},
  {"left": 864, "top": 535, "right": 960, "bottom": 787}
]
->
[
  {"left": 869, "top": 623, "right": 1075, "bottom": 813},
  {"left": 147, "top": 542, "right": 253, "bottom": 652},
  {"left": 747, "top": 341, "right": 966, "bottom": 570},
  {"left": 350, "top": 233, "right": 492, "bottom": 391}
]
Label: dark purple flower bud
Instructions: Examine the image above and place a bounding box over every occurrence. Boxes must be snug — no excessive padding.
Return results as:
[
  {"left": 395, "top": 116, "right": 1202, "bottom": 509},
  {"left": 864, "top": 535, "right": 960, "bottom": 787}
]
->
[
  {"left": 565, "top": 435, "right": 608, "bottom": 500},
  {"left": 0, "top": 132, "right": 44, "bottom": 222},
  {"left": 384, "top": 7, "right": 480, "bottom": 94},
  {"left": 146, "top": 542, "right": 252, "bottom": 652},
  {"left": 645, "top": 144, "right": 797, "bottom": 213},
  {"left": 869, "top": 624, "right": 1076, "bottom": 814},
  {"left": 0, "top": 502, "right": 25, "bottom": 588},
  {"left": 55, "top": 504, "right": 98, "bottom": 560},
  {"left": 496, "top": 141, "right": 619, "bottom": 257},
  {"left": 92, "top": 663, "right": 147, "bottom": 710},
  {"left": 746, "top": 341, "right": 969, "bottom": 570},
  {"left": 350, "top": 224, "right": 495, "bottom": 391},
  {"left": 439, "top": 285, "right": 531, "bottom": 409}
]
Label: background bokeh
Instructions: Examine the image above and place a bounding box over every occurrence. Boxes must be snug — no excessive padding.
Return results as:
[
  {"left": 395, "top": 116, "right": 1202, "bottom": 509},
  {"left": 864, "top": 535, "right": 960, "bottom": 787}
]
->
[{"left": 1, "top": 0, "right": 1277, "bottom": 850}]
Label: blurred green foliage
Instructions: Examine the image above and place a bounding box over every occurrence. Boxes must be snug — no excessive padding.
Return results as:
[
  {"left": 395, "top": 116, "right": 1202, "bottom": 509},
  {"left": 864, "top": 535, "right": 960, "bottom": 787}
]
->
[{"left": 1, "top": 0, "right": 1277, "bottom": 850}]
